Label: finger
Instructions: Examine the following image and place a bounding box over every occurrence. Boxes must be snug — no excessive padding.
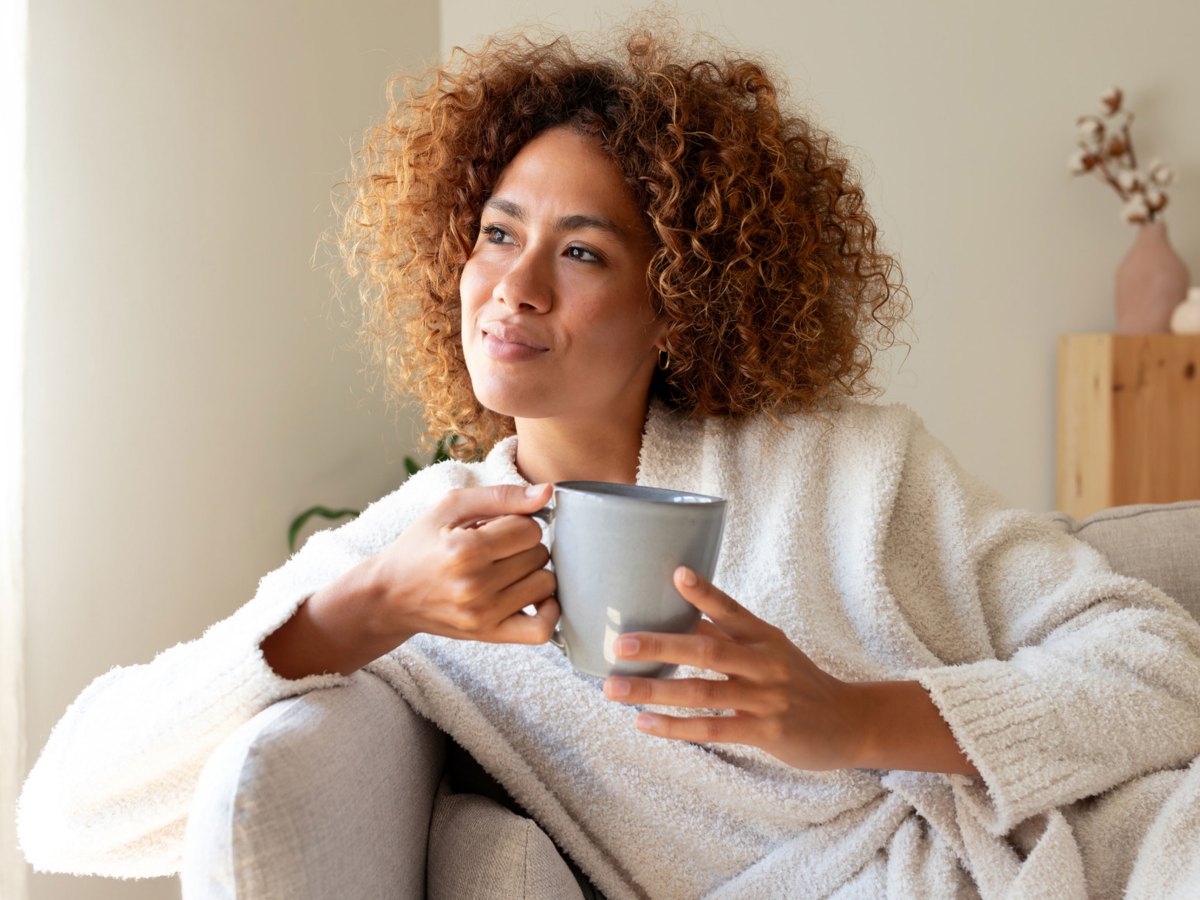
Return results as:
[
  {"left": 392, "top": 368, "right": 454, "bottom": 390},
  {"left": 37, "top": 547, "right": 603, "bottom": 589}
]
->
[
  {"left": 613, "top": 631, "right": 762, "bottom": 679},
  {"left": 487, "top": 542, "right": 551, "bottom": 593},
  {"left": 632, "top": 711, "right": 756, "bottom": 746},
  {"left": 469, "top": 514, "right": 547, "bottom": 559},
  {"left": 603, "top": 674, "right": 773, "bottom": 715},
  {"left": 696, "top": 618, "right": 730, "bottom": 641},
  {"left": 489, "top": 597, "right": 560, "bottom": 645},
  {"left": 489, "top": 565, "right": 556, "bottom": 618},
  {"left": 439, "top": 483, "right": 552, "bottom": 529},
  {"left": 673, "top": 567, "right": 769, "bottom": 642}
]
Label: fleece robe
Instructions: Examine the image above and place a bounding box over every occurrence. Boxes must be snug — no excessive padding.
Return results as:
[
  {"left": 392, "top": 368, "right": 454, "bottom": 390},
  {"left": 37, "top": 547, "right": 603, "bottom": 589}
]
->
[{"left": 17, "top": 399, "right": 1200, "bottom": 898}]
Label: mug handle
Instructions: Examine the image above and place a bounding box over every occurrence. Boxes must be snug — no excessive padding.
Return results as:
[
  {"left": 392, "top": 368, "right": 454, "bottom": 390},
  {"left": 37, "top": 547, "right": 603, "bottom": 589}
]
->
[{"left": 527, "top": 504, "right": 565, "bottom": 652}]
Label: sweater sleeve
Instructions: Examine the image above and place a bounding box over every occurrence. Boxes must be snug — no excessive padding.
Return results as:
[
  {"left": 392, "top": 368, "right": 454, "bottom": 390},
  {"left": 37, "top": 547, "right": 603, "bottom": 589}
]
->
[
  {"left": 15, "top": 478, "right": 434, "bottom": 877},
  {"left": 893, "top": 421, "right": 1200, "bottom": 835}
]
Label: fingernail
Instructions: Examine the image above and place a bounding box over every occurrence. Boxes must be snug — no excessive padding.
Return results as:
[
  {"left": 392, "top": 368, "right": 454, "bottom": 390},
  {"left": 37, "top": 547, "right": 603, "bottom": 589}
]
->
[
  {"left": 677, "top": 566, "right": 698, "bottom": 587},
  {"left": 525, "top": 483, "right": 548, "bottom": 498},
  {"left": 605, "top": 677, "right": 630, "bottom": 698},
  {"left": 614, "top": 637, "right": 640, "bottom": 656},
  {"left": 636, "top": 713, "right": 660, "bottom": 731}
]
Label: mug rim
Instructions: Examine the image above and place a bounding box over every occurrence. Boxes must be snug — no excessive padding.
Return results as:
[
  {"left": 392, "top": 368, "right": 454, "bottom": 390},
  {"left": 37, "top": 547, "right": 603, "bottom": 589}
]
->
[{"left": 553, "top": 480, "right": 725, "bottom": 506}]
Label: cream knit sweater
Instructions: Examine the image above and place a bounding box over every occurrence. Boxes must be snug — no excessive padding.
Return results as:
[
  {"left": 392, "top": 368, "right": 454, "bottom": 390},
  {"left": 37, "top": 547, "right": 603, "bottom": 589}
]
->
[{"left": 18, "top": 399, "right": 1200, "bottom": 898}]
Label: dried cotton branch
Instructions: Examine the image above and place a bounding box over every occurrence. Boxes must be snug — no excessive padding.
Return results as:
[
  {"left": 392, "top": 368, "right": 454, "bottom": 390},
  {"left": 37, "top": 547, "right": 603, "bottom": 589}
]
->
[{"left": 1067, "top": 85, "right": 1176, "bottom": 224}]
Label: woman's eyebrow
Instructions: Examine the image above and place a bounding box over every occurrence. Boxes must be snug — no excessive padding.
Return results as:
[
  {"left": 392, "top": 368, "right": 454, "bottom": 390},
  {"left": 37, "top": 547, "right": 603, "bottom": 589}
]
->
[{"left": 483, "top": 196, "right": 629, "bottom": 238}]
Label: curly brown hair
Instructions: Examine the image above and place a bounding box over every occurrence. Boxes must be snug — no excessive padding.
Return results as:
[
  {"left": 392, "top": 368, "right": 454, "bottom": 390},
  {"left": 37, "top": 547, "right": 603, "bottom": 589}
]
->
[{"left": 335, "top": 26, "right": 911, "bottom": 460}]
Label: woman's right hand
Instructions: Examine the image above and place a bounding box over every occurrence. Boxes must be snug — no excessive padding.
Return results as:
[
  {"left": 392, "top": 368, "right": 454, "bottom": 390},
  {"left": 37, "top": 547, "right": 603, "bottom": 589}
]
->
[
  {"left": 261, "top": 483, "right": 557, "bottom": 679},
  {"left": 363, "top": 482, "right": 558, "bottom": 645}
]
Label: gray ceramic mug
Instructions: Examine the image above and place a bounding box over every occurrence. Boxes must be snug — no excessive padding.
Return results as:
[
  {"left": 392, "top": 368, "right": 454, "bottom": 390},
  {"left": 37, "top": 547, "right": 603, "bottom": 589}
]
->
[{"left": 534, "top": 481, "right": 727, "bottom": 678}]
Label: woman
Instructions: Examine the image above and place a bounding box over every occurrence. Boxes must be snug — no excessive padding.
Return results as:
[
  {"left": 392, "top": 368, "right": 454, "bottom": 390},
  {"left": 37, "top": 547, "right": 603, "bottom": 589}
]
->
[{"left": 18, "top": 25, "right": 1200, "bottom": 898}]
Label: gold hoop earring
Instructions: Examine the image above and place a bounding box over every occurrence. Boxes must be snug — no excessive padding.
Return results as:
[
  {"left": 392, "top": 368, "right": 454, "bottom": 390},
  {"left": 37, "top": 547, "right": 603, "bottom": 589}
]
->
[{"left": 657, "top": 348, "right": 670, "bottom": 371}]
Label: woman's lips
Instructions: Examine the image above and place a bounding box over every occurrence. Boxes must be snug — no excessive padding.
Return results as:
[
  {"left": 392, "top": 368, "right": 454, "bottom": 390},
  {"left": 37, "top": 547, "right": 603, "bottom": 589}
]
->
[{"left": 482, "top": 331, "right": 549, "bottom": 362}]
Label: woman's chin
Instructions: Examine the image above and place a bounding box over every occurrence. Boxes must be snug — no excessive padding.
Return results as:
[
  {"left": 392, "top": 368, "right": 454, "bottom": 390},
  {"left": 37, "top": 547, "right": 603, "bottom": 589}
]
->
[{"left": 473, "top": 389, "right": 557, "bottom": 422}]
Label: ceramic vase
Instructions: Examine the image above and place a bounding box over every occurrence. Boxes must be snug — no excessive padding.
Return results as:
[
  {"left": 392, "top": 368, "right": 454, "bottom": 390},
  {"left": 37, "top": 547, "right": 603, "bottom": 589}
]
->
[{"left": 1114, "top": 219, "right": 1190, "bottom": 334}]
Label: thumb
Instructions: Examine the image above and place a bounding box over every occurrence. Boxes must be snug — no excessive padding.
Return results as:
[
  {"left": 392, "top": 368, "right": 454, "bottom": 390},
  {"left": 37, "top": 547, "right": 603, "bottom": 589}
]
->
[{"left": 440, "top": 482, "right": 552, "bottom": 528}]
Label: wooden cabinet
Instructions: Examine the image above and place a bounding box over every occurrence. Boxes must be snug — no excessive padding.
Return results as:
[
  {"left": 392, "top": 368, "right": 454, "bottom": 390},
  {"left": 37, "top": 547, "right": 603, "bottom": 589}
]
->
[{"left": 1057, "top": 333, "right": 1200, "bottom": 519}]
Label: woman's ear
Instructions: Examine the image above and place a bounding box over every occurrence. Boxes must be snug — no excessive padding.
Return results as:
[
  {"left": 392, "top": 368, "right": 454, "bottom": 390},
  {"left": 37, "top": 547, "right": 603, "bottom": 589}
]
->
[{"left": 651, "top": 316, "right": 669, "bottom": 352}]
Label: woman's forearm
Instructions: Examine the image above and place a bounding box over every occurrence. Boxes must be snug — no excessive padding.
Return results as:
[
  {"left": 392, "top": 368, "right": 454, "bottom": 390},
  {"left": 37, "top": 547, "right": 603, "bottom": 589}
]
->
[
  {"left": 261, "top": 485, "right": 559, "bottom": 680},
  {"left": 849, "top": 680, "right": 980, "bottom": 777},
  {"left": 260, "top": 557, "right": 411, "bottom": 679}
]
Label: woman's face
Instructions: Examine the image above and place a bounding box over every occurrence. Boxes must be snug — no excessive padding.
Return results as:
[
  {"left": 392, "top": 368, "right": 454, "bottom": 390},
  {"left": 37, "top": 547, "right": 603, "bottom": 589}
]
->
[{"left": 460, "top": 126, "right": 665, "bottom": 425}]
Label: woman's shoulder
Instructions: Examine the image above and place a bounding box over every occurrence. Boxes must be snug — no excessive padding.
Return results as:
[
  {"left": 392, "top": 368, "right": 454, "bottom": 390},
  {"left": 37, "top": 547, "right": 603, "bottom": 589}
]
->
[
  {"left": 643, "top": 397, "right": 932, "bottom": 497},
  {"left": 782, "top": 396, "right": 922, "bottom": 432},
  {"left": 707, "top": 397, "right": 928, "bottom": 456}
]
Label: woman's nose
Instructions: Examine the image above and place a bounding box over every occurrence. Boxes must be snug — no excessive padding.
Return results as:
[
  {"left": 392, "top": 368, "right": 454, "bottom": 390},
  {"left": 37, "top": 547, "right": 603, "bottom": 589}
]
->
[{"left": 492, "top": 252, "right": 552, "bottom": 313}]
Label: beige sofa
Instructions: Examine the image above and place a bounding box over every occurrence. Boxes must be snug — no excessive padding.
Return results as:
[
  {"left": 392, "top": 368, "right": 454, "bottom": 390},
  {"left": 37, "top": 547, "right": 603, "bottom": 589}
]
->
[{"left": 180, "top": 501, "right": 1200, "bottom": 899}]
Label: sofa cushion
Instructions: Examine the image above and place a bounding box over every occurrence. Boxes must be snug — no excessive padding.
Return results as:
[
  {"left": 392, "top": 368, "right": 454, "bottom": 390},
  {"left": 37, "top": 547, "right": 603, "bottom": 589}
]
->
[
  {"left": 1042, "top": 500, "right": 1200, "bottom": 622},
  {"left": 426, "top": 779, "right": 585, "bottom": 900},
  {"left": 182, "top": 671, "right": 445, "bottom": 900}
]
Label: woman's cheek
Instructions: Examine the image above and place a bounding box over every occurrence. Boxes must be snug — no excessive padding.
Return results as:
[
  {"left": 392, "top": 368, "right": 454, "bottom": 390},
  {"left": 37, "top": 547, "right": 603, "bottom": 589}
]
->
[{"left": 458, "top": 260, "right": 488, "bottom": 313}]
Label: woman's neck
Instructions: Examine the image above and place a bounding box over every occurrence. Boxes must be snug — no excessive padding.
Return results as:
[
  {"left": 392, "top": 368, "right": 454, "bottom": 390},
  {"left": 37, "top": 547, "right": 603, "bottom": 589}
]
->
[{"left": 512, "top": 403, "right": 651, "bottom": 485}]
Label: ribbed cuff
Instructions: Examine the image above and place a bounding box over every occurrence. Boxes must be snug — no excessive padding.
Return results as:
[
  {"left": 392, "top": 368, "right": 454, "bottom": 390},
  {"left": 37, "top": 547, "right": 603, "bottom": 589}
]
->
[
  {"left": 213, "top": 627, "right": 350, "bottom": 718},
  {"left": 912, "top": 660, "right": 1091, "bottom": 834},
  {"left": 209, "top": 573, "right": 355, "bottom": 706}
]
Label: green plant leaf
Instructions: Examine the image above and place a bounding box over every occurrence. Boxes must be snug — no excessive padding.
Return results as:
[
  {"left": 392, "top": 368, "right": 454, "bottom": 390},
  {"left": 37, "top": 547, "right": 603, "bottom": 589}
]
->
[
  {"left": 286, "top": 433, "right": 468, "bottom": 551},
  {"left": 287, "top": 505, "right": 360, "bottom": 554},
  {"left": 433, "top": 435, "right": 452, "bottom": 463}
]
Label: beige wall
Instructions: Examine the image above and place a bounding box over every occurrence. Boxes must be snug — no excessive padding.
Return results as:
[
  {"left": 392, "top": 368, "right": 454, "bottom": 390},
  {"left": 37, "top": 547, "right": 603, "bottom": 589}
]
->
[
  {"left": 16, "top": 0, "right": 1199, "bottom": 894},
  {"left": 22, "top": 1, "right": 438, "bottom": 897},
  {"left": 440, "top": 0, "right": 1199, "bottom": 512}
]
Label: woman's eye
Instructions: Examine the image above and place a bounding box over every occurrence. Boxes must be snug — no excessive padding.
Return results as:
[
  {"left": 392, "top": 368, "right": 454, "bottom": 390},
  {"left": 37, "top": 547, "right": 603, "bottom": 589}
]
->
[
  {"left": 566, "top": 245, "right": 600, "bottom": 263},
  {"left": 481, "top": 225, "right": 513, "bottom": 244}
]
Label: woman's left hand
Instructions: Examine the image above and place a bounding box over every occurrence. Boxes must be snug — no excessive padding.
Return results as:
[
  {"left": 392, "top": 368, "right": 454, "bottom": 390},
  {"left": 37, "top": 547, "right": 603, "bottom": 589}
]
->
[{"left": 603, "top": 566, "right": 864, "bottom": 771}]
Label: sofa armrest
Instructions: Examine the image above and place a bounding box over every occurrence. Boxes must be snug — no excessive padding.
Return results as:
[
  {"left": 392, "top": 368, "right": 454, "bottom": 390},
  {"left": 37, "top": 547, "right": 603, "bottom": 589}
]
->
[
  {"left": 181, "top": 670, "right": 445, "bottom": 899},
  {"left": 1045, "top": 500, "right": 1200, "bottom": 622}
]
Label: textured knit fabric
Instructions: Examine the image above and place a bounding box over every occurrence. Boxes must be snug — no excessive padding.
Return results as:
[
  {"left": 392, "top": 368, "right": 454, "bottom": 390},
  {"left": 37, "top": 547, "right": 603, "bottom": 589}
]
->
[{"left": 17, "top": 399, "right": 1200, "bottom": 898}]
